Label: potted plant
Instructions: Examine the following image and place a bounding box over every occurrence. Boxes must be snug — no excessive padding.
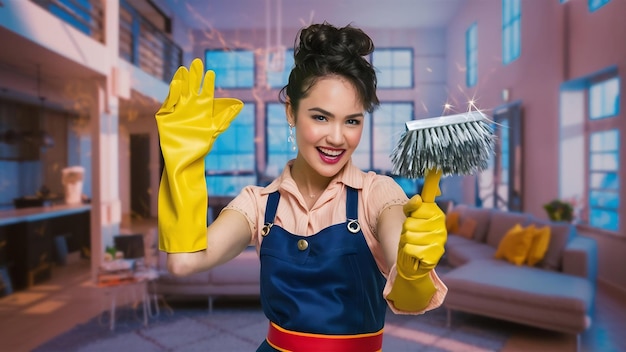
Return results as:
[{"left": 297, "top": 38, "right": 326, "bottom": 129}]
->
[{"left": 543, "top": 199, "right": 574, "bottom": 222}]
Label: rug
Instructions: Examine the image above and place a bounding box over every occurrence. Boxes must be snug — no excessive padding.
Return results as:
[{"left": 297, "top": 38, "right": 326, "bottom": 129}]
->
[{"left": 34, "top": 298, "right": 510, "bottom": 352}]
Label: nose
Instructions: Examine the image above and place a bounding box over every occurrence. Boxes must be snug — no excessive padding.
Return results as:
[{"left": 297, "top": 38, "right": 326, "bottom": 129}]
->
[{"left": 326, "top": 123, "right": 344, "bottom": 145}]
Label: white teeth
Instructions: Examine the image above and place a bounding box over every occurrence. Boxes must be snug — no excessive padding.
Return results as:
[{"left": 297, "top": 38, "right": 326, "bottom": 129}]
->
[{"left": 319, "top": 147, "right": 342, "bottom": 157}]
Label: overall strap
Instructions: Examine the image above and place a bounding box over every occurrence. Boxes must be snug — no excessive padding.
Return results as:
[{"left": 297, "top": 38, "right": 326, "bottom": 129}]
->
[
  {"left": 264, "top": 191, "right": 281, "bottom": 224},
  {"left": 346, "top": 187, "right": 358, "bottom": 220}
]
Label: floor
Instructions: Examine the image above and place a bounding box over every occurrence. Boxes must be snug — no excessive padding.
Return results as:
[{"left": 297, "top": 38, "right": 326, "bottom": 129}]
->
[{"left": 0, "top": 221, "right": 624, "bottom": 351}]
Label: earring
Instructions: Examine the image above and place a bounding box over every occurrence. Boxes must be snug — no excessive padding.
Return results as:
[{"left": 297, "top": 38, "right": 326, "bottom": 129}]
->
[{"left": 288, "top": 124, "right": 297, "bottom": 152}]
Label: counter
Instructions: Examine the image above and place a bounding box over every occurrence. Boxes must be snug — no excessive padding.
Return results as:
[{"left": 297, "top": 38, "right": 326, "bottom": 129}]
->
[
  {"left": 0, "top": 204, "right": 91, "bottom": 292},
  {"left": 0, "top": 203, "right": 91, "bottom": 226}
]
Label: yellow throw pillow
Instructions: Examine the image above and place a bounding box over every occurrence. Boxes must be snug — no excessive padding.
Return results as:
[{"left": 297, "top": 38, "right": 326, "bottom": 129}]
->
[
  {"left": 494, "top": 224, "right": 534, "bottom": 266},
  {"left": 457, "top": 218, "right": 477, "bottom": 239},
  {"left": 446, "top": 211, "right": 460, "bottom": 234},
  {"left": 526, "top": 225, "right": 551, "bottom": 266}
]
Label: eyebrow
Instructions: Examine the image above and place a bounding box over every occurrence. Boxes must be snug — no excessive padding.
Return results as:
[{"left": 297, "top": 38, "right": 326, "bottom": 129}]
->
[{"left": 308, "top": 107, "right": 364, "bottom": 119}]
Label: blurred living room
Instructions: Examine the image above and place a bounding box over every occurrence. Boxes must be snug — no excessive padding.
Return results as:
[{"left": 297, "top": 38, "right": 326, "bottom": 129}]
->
[{"left": 0, "top": 0, "right": 624, "bottom": 351}]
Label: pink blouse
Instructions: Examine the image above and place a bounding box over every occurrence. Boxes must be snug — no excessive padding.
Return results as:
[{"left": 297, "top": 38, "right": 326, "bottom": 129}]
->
[{"left": 224, "top": 160, "right": 447, "bottom": 314}]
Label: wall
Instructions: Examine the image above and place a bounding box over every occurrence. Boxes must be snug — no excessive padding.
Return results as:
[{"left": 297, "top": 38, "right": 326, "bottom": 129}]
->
[{"left": 445, "top": 0, "right": 626, "bottom": 292}]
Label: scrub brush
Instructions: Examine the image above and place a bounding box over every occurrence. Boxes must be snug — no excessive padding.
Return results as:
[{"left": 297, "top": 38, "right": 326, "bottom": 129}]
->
[{"left": 390, "top": 110, "right": 495, "bottom": 202}]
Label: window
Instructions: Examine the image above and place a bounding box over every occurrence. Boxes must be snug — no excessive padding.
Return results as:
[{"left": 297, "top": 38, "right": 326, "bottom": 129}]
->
[
  {"left": 373, "top": 102, "right": 419, "bottom": 195},
  {"left": 589, "top": 130, "right": 619, "bottom": 232},
  {"left": 372, "top": 49, "right": 413, "bottom": 88},
  {"left": 266, "top": 49, "right": 295, "bottom": 88},
  {"left": 205, "top": 50, "right": 255, "bottom": 88},
  {"left": 205, "top": 103, "right": 256, "bottom": 196},
  {"left": 589, "top": 77, "right": 620, "bottom": 119},
  {"left": 502, "top": 0, "right": 521, "bottom": 65},
  {"left": 559, "top": 72, "right": 620, "bottom": 234},
  {"left": 351, "top": 112, "right": 372, "bottom": 171},
  {"left": 466, "top": 22, "right": 478, "bottom": 87},
  {"left": 266, "top": 103, "right": 297, "bottom": 178},
  {"left": 589, "top": 0, "right": 611, "bottom": 12}
]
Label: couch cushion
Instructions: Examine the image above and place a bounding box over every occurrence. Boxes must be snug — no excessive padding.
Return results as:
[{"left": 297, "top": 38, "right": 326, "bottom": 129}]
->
[
  {"left": 485, "top": 210, "right": 531, "bottom": 248},
  {"left": 446, "top": 210, "right": 461, "bottom": 233},
  {"left": 446, "top": 241, "right": 496, "bottom": 267},
  {"left": 494, "top": 223, "right": 534, "bottom": 266},
  {"left": 526, "top": 218, "right": 575, "bottom": 271},
  {"left": 457, "top": 218, "right": 477, "bottom": 239},
  {"left": 526, "top": 225, "right": 551, "bottom": 266},
  {"left": 211, "top": 247, "right": 260, "bottom": 284},
  {"left": 446, "top": 233, "right": 476, "bottom": 249},
  {"left": 442, "top": 259, "right": 594, "bottom": 334},
  {"left": 454, "top": 205, "right": 492, "bottom": 242}
]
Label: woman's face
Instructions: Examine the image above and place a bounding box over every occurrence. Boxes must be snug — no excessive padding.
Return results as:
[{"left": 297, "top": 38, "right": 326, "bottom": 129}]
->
[{"left": 287, "top": 76, "right": 364, "bottom": 179}]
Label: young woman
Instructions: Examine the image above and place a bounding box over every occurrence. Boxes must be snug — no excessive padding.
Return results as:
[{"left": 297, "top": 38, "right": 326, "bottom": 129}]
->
[{"left": 156, "top": 22, "right": 447, "bottom": 352}]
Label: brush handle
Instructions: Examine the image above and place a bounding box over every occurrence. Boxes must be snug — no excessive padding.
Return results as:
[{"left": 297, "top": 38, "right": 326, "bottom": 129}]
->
[{"left": 421, "top": 169, "right": 442, "bottom": 203}]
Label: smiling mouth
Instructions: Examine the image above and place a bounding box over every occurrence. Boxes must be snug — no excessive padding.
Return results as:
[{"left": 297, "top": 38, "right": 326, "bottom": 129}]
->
[{"left": 317, "top": 147, "right": 345, "bottom": 163}]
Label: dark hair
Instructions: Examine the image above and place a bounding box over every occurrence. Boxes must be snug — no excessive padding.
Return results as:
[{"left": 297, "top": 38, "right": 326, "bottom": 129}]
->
[{"left": 279, "top": 22, "right": 380, "bottom": 114}]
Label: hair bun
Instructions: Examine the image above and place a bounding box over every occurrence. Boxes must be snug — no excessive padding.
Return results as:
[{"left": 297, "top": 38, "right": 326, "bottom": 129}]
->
[{"left": 295, "top": 22, "right": 374, "bottom": 64}]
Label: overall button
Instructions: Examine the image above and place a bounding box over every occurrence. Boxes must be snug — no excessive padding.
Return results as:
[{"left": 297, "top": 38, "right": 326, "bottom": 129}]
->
[{"left": 297, "top": 239, "right": 309, "bottom": 251}]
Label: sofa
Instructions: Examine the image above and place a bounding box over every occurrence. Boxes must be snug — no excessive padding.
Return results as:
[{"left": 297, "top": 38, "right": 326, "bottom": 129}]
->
[
  {"left": 440, "top": 203, "right": 598, "bottom": 339},
  {"left": 151, "top": 246, "right": 261, "bottom": 312}
]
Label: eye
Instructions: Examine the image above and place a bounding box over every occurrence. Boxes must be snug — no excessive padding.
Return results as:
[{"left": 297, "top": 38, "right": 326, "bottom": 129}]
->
[
  {"left": 346, "top": 119, "right": 361, "bottom": 126},
  {"left": 313, "top": 115, "right": 327, "bottom": 122}
]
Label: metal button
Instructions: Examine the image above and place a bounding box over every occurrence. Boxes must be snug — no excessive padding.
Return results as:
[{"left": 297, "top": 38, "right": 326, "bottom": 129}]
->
[{"left": 297, "top": 239, "right": 309, "bottom": 251}]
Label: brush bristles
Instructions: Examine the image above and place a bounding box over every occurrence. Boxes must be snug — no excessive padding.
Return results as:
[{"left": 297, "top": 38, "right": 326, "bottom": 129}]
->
[{"left": 391, "top": 119, "right": 495, "bottom": 179}]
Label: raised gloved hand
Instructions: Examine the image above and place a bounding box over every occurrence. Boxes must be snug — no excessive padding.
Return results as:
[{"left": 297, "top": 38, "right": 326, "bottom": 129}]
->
[
  {"left": 156, "top": 58, "right": 243, "bottom": 253},
  {"left": 387, "top": 169, "right": 447, "bottom": 312}
]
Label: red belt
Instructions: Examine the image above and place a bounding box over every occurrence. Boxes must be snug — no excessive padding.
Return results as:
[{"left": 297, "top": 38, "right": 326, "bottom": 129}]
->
[{"left": 266, "top": 322, "right": 383, "bottom": 352}]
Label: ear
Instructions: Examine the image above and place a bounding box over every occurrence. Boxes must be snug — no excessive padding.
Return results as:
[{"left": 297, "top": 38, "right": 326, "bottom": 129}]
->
[{"left": 285, "top": 100, "right": 295, "bottom": 126}]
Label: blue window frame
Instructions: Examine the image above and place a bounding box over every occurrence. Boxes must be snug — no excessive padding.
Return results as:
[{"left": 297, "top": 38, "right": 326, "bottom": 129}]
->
[
  {"left": 502, "top": 0, "right": 521, "bottom": 65},
  {"left": 47, "top": 0, "right": 93, "bottom": 35},
  {"left": 205, "top": 50, "right": 255, "bottom": 88},
  {"left": 351, "top": 112, "right": 372, "bottom": 171},
  {"left": 372, "top": 49, "right": 413, "bottom": 88},
  {"left": 589, "top": 77, "right": 620, "bottom": 119},
  {"left": 267, "top": 49, "right": 295, "bottom": 88},
  {"left": 205, "top": 103, "right": 256, "bottom": 196},
  {"left": 266, "top": 103, "right": 297, "bottom": 178},
  {"left": 589, "top": 0, "right": 611, "bottom": 12},
  {"left": 373, "top": 102, "right": 419, "bottom": 195},
  {"left": 588, "top": 130, "right": 619, "bottom": 232},
  {"left": 466, "top": 22, "right": 478, "bottom": 87}
]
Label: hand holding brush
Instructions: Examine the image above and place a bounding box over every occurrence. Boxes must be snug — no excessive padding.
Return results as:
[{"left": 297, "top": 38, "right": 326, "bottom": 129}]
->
[{"left": 387, "top": 111, "right": 495, "bottom": 312}]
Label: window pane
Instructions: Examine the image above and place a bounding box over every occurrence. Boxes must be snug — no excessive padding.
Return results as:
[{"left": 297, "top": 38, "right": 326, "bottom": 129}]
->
[
  {"left": 373, "top": 49, "right": 413, "bottom": 88},
  {"left": 502, "top": 0, "right": 521, "bottom": 64},
  {"left": 590, "top": 172, "right": 619, "bottom": 190},
  {"left": 372, "top": 103, "right": 413, "bottom": 172},
  {"left": 266, "top": 103, "right": 296, "bottom": 178},
  {"left": 352, "top": 113, "right": 372, "bottom": 170},
  {"left": 588, "top": 129, "right": 620, "bottom": 233},
  {"left": 267, "top": 49, "right": 295, "bottom": 88},
  {"left": 466, "top": 23, "right": 478, "bottom": 87},
  {"left": 205, "top": 103, "right": 255, "bottom": 172},
  {"left": 590, "top": 209, "right": 618, "bottom": 231},
  {"left": 207, "top": 175, "right": 257, "bottom": 197},
  {"left": 590, "top": 129, "right": 618, "bottom": 151},
  {"left": 590, "top": 77, "right": 620, "bottom": 119},
  {"left": 205, "top": 50, "right": 254, "bottom": 88}
]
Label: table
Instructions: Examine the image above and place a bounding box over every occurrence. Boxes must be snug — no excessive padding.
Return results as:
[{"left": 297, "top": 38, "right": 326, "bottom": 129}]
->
[{"left": 98, "top": 268, "right": 159, "bottom": 331}]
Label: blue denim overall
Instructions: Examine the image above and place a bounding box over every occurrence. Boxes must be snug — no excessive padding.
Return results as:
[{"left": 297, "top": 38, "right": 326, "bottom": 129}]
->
[{"left": 256, "top": 187, "right": 387, "bottom": 351}]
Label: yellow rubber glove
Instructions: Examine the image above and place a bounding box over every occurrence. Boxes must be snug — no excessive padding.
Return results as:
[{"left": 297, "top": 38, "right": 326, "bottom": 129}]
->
[
  {"left": 156, "top": 58, "right": 243, "bottom": 253},
  {"left": 387, "top": 170, "right": 447, "bottom": 312}
]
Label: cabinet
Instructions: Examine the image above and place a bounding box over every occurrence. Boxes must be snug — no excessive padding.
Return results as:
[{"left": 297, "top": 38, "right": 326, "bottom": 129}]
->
[{"left": 0, "top": 206, "right": 90, "bottom": 291}]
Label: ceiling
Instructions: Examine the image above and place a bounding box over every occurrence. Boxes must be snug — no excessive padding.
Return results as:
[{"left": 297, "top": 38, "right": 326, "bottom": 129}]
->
[{"left": 160, "top": 0, "right": 466, "bottom": 31}]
